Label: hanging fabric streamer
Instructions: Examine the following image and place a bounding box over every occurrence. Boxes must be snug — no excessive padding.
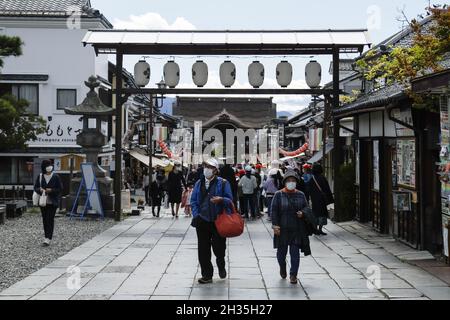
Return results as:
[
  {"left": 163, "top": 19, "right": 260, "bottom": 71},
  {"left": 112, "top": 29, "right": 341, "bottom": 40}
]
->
[
  {"left": 158, "top": 140, "right": 173, "bottom": 159},
  {"left": 279, "top": 143, "right": 309, "bottom": 157}
]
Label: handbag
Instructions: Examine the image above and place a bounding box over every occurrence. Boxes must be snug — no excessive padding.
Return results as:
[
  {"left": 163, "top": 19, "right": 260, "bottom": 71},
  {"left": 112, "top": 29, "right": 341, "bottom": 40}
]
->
[
  {"left": 312, "top": 175, "right": 334, "bottom": 205},
  {"left": 39, "top": 190, "right": 47, "bottom": 207},
  {"left": 32, "top": 174, "right": 42, "bottom": 207},
  {"left": 215, "top": 203, "right": 244, "bottom": 238}
]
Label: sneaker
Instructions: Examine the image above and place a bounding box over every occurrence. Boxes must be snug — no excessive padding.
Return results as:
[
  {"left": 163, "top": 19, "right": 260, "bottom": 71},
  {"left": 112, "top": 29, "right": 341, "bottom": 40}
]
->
[
  {"left": 219, "top": 269, "right": 227, "bottom": 279},
  {"left": 290, "top": 276, "right": 298, "bottom": 284},
  {"left": 198, "top": 277, "right": 213, "bottom": 284},
  {"left": 43, "top": 238, "right": 50, "bottom": 246}
]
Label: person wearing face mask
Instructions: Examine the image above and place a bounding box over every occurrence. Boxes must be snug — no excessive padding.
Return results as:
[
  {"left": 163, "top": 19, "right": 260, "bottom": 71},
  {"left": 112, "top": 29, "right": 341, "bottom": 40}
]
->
[
  {"left": 238, "top": 166, "right": 258, "bottom": 220},
  {"left": 190, "top": 158, "right": 233, "bottom": 284},
  {"left": 33, "top": 159, "right": 63, "bottom": 246},
  {"left": 271, "top": 170, "right": 312, "bottom": 284}
]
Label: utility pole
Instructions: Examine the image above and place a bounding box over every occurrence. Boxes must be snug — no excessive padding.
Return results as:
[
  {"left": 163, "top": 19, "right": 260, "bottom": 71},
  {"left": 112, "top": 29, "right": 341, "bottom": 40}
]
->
[
  {"left": 332, "top": 46, "right": 343, "bottom": 221},
  {"left": 114, "top": 49, "right": 123, "bottom": 222},
  {"left": 149, "top": 94, "right": 154, "bottom": 184}
]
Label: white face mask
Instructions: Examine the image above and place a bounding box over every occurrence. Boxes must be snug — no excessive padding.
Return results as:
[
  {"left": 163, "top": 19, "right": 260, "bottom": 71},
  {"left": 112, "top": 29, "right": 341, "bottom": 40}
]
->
[
  {"left": 286, "top": 182, "right": 296, "bottom": 191},
  {"left": 46, "top": 166, "right": 53, "bottom": 173},
  {"left": 204, "top": 168, "right": 214, "bottom": 179}
]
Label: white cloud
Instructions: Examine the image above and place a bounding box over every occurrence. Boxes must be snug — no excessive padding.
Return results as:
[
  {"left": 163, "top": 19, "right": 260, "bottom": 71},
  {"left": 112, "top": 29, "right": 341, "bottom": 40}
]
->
[{"left": 113, "top": 12, "right": 196, "bottom": 30}]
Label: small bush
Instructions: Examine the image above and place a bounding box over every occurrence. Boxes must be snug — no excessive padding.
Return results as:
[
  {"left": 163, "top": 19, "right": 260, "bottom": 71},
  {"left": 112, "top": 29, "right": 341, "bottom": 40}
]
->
[{"left": 334, "top": 162, "right": 356, "bottom": 222}]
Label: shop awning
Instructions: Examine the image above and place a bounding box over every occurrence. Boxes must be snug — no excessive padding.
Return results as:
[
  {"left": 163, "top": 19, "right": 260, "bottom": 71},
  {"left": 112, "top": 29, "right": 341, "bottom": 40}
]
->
[
  {"left": 307, "top": 143, "right": 334, "bottom": 164},
  {"left": 129, "top": 150, "right": 171, "bottom": 168}
]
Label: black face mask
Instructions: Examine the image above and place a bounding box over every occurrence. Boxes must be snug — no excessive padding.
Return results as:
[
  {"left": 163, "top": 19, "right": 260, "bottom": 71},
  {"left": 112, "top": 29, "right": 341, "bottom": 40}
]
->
[{"left": 246, "top": 173, "right": 251, "bottom": 177}]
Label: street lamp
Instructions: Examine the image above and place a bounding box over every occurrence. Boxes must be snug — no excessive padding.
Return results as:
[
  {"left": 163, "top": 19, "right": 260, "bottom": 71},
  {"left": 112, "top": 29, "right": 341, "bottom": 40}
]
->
[
  {"left": 155, "top": 79, "right": 167, "bottom": 110},
  {"left": 148, "top": 79, "right": 167, "bottom": 184}
]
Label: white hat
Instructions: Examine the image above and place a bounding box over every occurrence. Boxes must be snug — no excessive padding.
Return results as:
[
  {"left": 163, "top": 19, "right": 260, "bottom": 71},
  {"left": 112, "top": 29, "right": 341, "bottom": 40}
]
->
[
  {"left": 245, "top": 165, "right": 252, "bottom": 172},
  {"left": 204, "top": 158, "right": 219, "bottom": 169},
  {"left": 269, "top": 168, "right": 278, "bottom": 176}
]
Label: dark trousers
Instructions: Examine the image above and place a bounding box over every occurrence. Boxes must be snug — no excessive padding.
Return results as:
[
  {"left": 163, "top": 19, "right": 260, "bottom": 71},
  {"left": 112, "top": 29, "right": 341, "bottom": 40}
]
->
[
  {"left": 196, "top": 218, "right": 226, "bottom": 279},
  {"left": 152, "top": 204, "right": 161, "bottom": 217},
  {"left": 144, "top": 186, "right": 150, "bottom": 205},
  {"left": 265, "top": 196, "right": 274, "bottom": 218},
  {"left": 277, "top": 243, "right": 300, "bottom": 277},
  {"left": 40, "top": 205, "right": 57, "bottom": 240},
  {"left": 242, "top": 194, "right": 256, "bottom": 218}
]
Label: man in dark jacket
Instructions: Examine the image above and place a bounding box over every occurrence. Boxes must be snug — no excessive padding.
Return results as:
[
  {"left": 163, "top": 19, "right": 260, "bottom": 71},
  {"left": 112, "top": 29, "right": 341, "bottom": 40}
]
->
[{"left": 191, "top": 158, "right": 233, "bottom": 284}]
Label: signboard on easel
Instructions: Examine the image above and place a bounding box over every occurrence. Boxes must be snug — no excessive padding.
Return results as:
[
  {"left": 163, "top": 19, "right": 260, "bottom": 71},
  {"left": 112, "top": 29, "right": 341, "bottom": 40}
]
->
[{"left": 70, "top": 163, "right": 104, "bottom": 219}]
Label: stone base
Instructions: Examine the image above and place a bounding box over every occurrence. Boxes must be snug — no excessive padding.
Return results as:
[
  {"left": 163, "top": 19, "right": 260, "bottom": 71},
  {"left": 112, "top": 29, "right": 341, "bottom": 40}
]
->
[
  {"left": 64, "top": 174, "right": 115, "bottom": 218},
  {"left": 63, "top": 194, "right": 115, "bottom": 218}
]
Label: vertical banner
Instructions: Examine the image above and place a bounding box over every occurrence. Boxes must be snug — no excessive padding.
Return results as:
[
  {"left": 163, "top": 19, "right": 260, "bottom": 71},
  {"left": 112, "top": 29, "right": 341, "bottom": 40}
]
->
[
  {"left": 183, "top": 130, "right": 193, "bottom": 166},
  {"left": 355, "top": 140, "right": 360, "bottom": 185},
  {"left": 250, "top": 132, "right": 258, "bottom": 164},
  {"left": 316, "top": 128, "right": 323, "bottom": 151},
  {"left": 153, "top": 125, "right": 168, "bottom": 141},
  {"left": 269, "top": 128, "right": 279, "bottom": 165},
  {"left": 278, "top": 125, "right": 285, "bottom": 149},
  {"left": 171, "top": 129, "right": 184, "bottom": 160},
  {"left": 258, "top": 129, "right": 268, "bottom": 166},
  {"left": 373, "top": 140, "right": 380, "bottom": 191},
  {"left": 193, "top": 121, "right": 203, "bottom": 166},
  {"left": 309, "top": 129, "right": 315, "bottom": 152}
]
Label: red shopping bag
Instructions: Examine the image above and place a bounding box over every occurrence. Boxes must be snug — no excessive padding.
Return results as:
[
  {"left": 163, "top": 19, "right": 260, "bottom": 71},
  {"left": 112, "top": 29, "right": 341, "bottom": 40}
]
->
[
  {"left": 215, "top": 204, "right": 244, "bottom": 238},
  {"left": 181, "top": 190, "right": 188, "bottom": 208}
]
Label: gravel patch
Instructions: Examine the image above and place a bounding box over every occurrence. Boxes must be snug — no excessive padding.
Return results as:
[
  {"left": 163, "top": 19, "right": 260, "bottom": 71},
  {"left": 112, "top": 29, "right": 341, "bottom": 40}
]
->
[{"left": 0, "top": 210, "right": 116, "bottom": 292}]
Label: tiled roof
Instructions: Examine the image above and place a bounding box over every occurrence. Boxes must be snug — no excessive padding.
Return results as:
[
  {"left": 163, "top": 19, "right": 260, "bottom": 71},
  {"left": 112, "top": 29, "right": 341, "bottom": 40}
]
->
[
  {"left": 334, "top": 83, "right": 406, "bottom": 117},
  {"left": 0, "top": 0, "right": 100, "bottom": 17}
]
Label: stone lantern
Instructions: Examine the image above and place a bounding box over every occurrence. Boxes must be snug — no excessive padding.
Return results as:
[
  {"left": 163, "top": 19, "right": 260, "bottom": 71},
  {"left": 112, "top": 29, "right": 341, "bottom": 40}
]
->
[{"left": 63, "top": 76, "right": 115, "bottom": 217}]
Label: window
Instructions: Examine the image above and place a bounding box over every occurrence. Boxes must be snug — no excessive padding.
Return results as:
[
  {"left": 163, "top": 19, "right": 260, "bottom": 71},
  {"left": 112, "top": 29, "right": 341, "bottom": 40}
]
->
[
  {"left": 11, "top": 84, "right": 39, "bottom": 115},
  {"left": 57, "top": 89, "right": 77, "bottom": 110},
  {"left": 0, "top": 157, "right": 34, "bottom": 184}
]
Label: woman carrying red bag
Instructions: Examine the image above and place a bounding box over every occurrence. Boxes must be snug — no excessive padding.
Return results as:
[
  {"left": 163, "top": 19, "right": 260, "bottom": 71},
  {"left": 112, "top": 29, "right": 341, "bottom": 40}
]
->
[{"left": 190, "top": 158, "right": 234, "bottom": 284}]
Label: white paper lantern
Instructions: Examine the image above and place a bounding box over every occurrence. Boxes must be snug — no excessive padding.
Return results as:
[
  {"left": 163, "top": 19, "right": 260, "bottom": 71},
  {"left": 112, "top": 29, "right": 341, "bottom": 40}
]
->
[
  {"left": 248, "top": 61, "right": 264, "bottom": 88},
  {"left": 220, "top": 61, "right": 236, "bottom": 88},
  {"left": 134, "top": 60, "right": 150, "bottom": 87},
  {"left": 305, "top": 60, "right": 322, "bottom": 88},
  {"left": 163, "top": 60, "right": 180, "bottom": 88},
  {"left": 276, "top": 61, "right": 293, "bottom": 88},
  {"left": 192, "top": 60, "right": 208, "bottom": 87}
]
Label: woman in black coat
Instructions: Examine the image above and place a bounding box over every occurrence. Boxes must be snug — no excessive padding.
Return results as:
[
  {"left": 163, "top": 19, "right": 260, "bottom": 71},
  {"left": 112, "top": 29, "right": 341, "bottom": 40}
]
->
[
  {"left": 307, "top": 163, "right": 334, "bottom": 236},
  {"left": 33, "top": 159, "right": 63, "bottom": 246},
  {"left": 167, "top": 163, "right": 186, "bottom": 218}
]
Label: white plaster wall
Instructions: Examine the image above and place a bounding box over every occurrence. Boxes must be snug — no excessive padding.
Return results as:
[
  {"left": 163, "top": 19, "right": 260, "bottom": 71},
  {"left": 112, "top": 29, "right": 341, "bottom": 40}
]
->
[{"left": 0, "top": 26, "right": 109, "bottom": 147}]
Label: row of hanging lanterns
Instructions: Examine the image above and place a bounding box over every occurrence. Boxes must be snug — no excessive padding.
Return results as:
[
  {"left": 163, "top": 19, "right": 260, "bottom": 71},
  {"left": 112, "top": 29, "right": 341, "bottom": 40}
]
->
[{"left": 134, "top": 60, "right": 321, "bottom": 89}]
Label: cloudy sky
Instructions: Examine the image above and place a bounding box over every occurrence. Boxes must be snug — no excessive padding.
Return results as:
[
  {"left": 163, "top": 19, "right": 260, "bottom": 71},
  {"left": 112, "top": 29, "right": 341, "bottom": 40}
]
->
[{"left": 90, "top": 0, "right": 432, "bottom": 114}]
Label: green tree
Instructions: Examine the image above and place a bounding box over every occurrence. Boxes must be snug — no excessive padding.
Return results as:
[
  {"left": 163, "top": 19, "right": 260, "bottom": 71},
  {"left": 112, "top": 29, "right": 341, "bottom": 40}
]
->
[
  {"left": 356, "top": 5, "right": 450, "bottom": 109},
  {"left": 0, "top": 35, "right": 46, "bottom": 150}
]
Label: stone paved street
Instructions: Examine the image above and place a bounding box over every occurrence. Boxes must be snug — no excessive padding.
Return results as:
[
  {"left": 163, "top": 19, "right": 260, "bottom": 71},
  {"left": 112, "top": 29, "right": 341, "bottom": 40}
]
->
[{"left": 1, "top": 210, "right": 449, "bottom": 300}]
